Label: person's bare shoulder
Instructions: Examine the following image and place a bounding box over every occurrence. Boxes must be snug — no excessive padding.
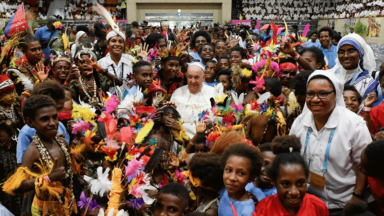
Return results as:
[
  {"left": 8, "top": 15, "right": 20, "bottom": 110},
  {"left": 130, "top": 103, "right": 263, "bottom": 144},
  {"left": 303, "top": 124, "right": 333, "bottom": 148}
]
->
[{"left": 21, "top": 141, "right": 40, "bottom": 168}]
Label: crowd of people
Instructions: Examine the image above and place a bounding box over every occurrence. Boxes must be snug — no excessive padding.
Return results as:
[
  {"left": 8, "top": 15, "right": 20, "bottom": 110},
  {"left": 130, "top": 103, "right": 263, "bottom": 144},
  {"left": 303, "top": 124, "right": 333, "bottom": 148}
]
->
[
  {"left": 236, "top": 0, "right": 384, "bottom": 20},
  {"left": 1, "top": 2, "right": 384, "bottom": 216}
]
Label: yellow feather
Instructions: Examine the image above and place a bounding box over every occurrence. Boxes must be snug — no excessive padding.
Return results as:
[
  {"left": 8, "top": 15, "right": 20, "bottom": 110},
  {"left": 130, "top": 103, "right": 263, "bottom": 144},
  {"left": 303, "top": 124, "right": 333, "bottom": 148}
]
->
[
  {"left": 284, "top": 19, "right": 289, "bottom": 37},
  {"left": 135, "top": 121, "right": 154, "bottom": 144},
  {"left": 62, "top": 26, "right": 70, "bottom": 52}
]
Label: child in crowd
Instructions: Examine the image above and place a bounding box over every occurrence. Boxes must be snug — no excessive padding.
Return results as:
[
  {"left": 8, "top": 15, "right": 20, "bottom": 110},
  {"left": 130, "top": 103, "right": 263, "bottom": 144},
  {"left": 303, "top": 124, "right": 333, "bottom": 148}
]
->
[
  {"left": 16, "top": 80, "right": 70, "bottom": 164},
  {"left": 255, "top": 135, "right": 329, "bottom": 216},
  {"left": 154, "top": 182, "right": 189, "bottom": 216},
  {"left": 123, "top": 61, "right": 153, "bottom": 99},
  {"left": 359, "top": 140, "right": 384, "bottom": 216},
  {"left": 217, "top": 69, "right": 233, "bottom": 93},
  {"left": 365, "top": 69, "right": 384, "bottom": 134},
  {"left": 188, "top": 153, "right": 223, "bottom": 215},
  {"left": 246, "top": 143, "right": 277, "bottom": 199},
  {"left": 186, "top": 121, "right": 209, "bottom": 153},
  {"left": 204, "top": 60, "right": 218, "bottom": 87},
  {"left": 218, "top": 56, "right": 230, "bottom": 70},
  {"left": 218, "top": 143, "right": 262, "bottom": 215}
]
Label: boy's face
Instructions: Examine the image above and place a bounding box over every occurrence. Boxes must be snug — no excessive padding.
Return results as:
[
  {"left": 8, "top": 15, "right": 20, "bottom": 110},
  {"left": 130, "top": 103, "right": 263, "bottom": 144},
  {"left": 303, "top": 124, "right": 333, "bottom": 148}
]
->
[
  {"left": 218, "top": 74, "right": 231, "bottom": 91},
  {"left": 219, "top": 59, "right": 230, "bottom": 70},
  {"left": 162, "top": 110, "right": 176, "bottom": 123},
  {"left": 154, "top": 193, "right": 186, "bottom": 216},
  {"left": 162, "top": 60, "right": 179, "bottom": 78},
  {"left": 204, "top": 62, "right": 216, "bottom": 80},
  {"left": 195, "top": 143, "right": 208, "bottom": 153},
  {"left": 28, "top": 106, "right": 59, "bottom": 139},
  {"left": 134, "top": 66, "right": 153, "bottom": 89}
]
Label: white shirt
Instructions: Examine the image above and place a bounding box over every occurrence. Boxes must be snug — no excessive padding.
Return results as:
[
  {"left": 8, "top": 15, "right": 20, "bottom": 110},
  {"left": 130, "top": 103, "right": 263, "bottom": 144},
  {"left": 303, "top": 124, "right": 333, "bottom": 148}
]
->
[
  {"left": 290, "top": 105, "right": 372, "bottom": 209},
  {"left": 170, "top": 85, "right": 215, "bottom": 138},
  {"left": 97, "top": 53, "right": 135, "bottom": 93}
]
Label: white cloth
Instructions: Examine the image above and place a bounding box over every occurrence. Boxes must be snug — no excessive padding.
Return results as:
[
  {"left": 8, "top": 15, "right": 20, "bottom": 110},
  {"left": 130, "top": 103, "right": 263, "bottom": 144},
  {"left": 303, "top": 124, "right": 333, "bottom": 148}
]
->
[
  {"left": 97, "top": 53, "right": 134, "bottom": 93},
  {"left": 290, "top": 70, "right": 372, "bottom": 209},
  {"left": 106, "top": 30, "right": 126, "bottom": 42},
  {"left": 71, "top": 31, "right": 86, "bottom": 57},
  {"left": 170, "top": 85, "right": 215, "bottom": 138},
  {"left": 0, "top": 204, "right": 14, "bottom": 216}
]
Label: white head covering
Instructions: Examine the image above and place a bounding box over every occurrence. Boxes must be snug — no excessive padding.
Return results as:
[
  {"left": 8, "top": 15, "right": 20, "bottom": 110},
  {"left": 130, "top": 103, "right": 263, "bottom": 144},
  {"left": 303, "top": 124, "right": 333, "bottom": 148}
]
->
[
  {"left": 303, "top": 70, "right": 345, "bottom": 113},
  {"left": 75, "top": 31, "right": 86, "bottom": 46},
  {"left": 188, "top": 62, "right": 205, "bottom": 74},
  {"left": 329, "top": 33, "right": 376, "bottom": 76},
  {"left": 106, "top": 30, "right": 126, "bottom": 42}
]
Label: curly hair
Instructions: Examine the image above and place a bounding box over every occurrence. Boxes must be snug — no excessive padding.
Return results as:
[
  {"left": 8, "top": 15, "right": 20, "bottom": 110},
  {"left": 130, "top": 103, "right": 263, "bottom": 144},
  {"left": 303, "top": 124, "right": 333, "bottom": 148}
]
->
[
  {"left": 318, "top": 26, "right": 334, "bottom": 38},
  {"left": 289, "top": 70, "right": 313, "bottom": 96},
  {"left": 267, "top": 135, "right": 309, "bottom": 181},
  {"left": 19, "top": 36, "right": 40, "bottom": 51},
  {"left": 132, "top": 60, "right": 152, "bottom": 74},
  {"left": 197, "top": 43, "right": 215, "bottom": 55},
  {"left": 145, "top": 33, "right": 165, "bottom": 49},
  {"left": 32, "top": 80, "right": 65, "bottom": 101},
  {"left": 299, "top": 47, "right": 326, "bottom": 69},
  {"left": 259, "top": 142, "right": 272, "bottom": 153},
  {"left": 23, "top": 95, "right": 56, "bottom": 121},
  {"left": 364, "top": 140, "right": 384, "bottom": 179},
  {"left": 220, "top": 143, "right": 262, "bottom": 177},
  {"left": 158, "top": 182, "right": 189, "bottom": 210},
  {"left": 189, "top": 153, "right": 223, "bottom": 191},
  {"left": 210, "top": 131, "right": 243, "bottom": 155},
  {"left": 230, "top": 47, "right": 247, "bottom": 59},
  {"left": 190, "top": 31, "right": 212, "bottom": 50}
]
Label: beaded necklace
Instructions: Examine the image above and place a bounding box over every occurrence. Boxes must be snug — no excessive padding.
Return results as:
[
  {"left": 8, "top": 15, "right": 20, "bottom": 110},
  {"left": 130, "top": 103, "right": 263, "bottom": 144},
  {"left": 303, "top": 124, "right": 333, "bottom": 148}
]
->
[
  {"left": 33, "top": 135, "right": 75, "bottom": 214},
  {"left": 79, "top": 76, "right": 100, "bottom": 105}
]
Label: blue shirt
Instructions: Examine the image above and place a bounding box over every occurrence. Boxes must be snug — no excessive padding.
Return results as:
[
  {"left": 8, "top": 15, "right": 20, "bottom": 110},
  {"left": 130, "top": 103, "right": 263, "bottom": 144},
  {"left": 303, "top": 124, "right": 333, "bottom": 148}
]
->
[
  {"left": 305, "top": 40, "right": 321, "bottom": 48},
  {"left": 218, "top": 188, "right": 255, "bottom": 216},
  {"left": 122, "top": 85, "right": 146, "bottom": 100},
  {"left": 34, "top": 26, "right": 58, "bottom": 61},
  {"left": 204, "top": 80, "right": 218, "bottom": 87},
  {"left": 16, "top": 122, "right": 70, "bottom": 164},
  {"left": 245, "top": 182, "right": 277, "bottom": 199},
  {"left": 320, "top": 44, "right": 337, "bottom": 69}
]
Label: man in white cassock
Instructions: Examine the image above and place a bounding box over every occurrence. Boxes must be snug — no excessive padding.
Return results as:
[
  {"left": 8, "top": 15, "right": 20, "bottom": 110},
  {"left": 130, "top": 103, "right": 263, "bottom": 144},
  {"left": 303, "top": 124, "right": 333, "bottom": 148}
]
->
[{"left": 170, "top": 63, "right": 215, "bottom": 139}]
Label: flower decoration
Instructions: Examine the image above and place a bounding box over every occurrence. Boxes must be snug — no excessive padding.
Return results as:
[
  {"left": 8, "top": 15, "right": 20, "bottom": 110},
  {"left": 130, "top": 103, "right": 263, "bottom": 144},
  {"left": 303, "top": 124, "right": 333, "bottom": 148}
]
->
[{"left": 53, "top": 21, "right": 63, "bottom": 30}]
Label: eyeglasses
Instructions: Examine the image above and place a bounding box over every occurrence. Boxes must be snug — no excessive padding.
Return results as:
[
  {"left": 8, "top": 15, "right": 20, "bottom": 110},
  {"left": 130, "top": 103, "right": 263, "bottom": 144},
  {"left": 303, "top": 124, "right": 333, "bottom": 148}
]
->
[
  {"left": 306, "top": 91, "right": 335, "bottom": 99},
  {"left": 337, "top": 49, "right": 358, "bottom": 55}
]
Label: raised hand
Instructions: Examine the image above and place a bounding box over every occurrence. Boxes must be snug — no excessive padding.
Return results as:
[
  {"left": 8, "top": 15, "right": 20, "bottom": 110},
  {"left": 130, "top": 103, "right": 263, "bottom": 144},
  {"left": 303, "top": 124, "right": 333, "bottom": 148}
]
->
[
  {"left": 228, "top": 35, "right": 240, "bottom": 48},
  {"left": 138, "top": 43, "right": 149, "bottom": 61},
  {"left": 36, "top": 62, "right": 49, "bottom": 81},
  {"left": 279, "top": 39, "right": 296, "bottom": 56},
  {"left": 195, "top": 120, "right": 207, "bottom": 134},
  {"left": 364, "top": 92, "right": 377, "bottom": 108}
]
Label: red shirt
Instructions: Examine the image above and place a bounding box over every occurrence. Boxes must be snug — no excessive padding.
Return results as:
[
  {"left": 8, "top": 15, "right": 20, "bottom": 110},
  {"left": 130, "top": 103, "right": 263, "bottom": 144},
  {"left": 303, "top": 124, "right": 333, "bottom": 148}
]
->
[
  {"left": 255, "top": 193, "right": 329, "bottom": 216},
  {"left": 368, "top": 176, "right": 384, "bottom": 215},
  {"left": 370, "top": 102, "right": 384, "bottom": 134}
]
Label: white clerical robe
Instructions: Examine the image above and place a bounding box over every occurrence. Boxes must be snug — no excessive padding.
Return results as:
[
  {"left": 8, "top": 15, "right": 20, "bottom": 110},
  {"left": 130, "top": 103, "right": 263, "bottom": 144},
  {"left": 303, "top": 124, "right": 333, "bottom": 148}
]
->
[{"left": 170, "top": 85, "right": 215, "bottom": 139}]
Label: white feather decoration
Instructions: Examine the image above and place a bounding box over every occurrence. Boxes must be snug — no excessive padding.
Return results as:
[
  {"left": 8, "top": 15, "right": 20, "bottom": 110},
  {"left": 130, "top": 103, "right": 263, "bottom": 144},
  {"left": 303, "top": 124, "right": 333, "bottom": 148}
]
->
[
  {"left": 94, "top": 3, "right": 118, "bottom": 33},
  {"left": 6, "top": 69, "right": 33, "bottom": 91},
  {"left": 231, "top": 92, "right": 244, "bottom": 105},
  {"left": 214, "top": 83, "right": 224, "bottom": 98},
  {"left": 116, "top": 209, "right": 129, "bottom": 216},
  {"left": 107, "top": 208, "right": 115, "bottom": 216},
  {"left": 97, "top": 208, "right": 105, "bottom": 216},
  {"left": 287, "top": 91, "right": 299, "bottom": 115},
  {"left": 134, "top": 87, "right": 144, "bottom": 103},
  {"left": 74, "top": 96, "right": 97, "bottom": 114},
  {"left": 84, "top": 167, "right": 112, "bottom": 197},
  {"left": 257, "top": 92, "right": 271, "bottom": 105}
]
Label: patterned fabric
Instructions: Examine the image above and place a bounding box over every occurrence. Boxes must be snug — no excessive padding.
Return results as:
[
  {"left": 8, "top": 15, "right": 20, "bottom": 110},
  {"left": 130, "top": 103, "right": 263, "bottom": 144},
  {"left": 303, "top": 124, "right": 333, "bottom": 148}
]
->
[{"left": 153, "top": 69, "right": 184, "bottom": 97}]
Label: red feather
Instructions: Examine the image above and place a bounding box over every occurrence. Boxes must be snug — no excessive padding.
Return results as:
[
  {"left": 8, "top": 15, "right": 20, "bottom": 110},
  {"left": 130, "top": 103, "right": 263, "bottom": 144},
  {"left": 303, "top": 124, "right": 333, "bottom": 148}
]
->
[
  {"left": 136, "top": 106, "right": 157, "bottom": 114},
  {"left": 270, "top": 22, "right": 278, "bottom": 44},
  {"left": 58, "top": 111, "right": 72, "bottom": 120},
  {"left": 105, "top": 119, "right": 118, "bottom": 140},
  {"left": 101, "top": 146, "right": 118, "bottom": 159},
  {"left": 118, "top": 127, "right": 132, "bottom": 144}
]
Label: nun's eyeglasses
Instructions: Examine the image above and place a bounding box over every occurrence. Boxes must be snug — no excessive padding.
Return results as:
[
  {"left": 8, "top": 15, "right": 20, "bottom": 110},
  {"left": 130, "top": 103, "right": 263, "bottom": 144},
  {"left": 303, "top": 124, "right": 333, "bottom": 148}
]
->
[
  {"left": 306, "top": 91, "right": 335, "bottom": 99},
  {"left": 337, "top": 49, "right": 358, "bottom": 55}
]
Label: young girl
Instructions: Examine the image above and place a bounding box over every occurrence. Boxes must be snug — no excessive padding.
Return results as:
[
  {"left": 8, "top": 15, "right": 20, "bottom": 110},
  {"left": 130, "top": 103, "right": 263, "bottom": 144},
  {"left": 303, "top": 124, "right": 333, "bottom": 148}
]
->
[
  {"left": 246, "top": 143, "right": 277, "bottom": 199},
  {"left": 255, "top": 136, "right": 329, "bottom": 216},
  {"left": 188, "top": 153, "right": 223, "bottom": 215},
  {"left": 218, "top": 143, "right": 262, "bottom": 215}
]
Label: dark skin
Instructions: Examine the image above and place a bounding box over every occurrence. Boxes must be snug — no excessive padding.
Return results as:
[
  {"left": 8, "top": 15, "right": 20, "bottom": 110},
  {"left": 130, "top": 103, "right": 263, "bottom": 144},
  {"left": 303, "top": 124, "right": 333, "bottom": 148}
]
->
[
  {"left": 154, "top": 193, "right": 188, "bottom": 216},
  {"left": 133, "top": 65, "right": 153, "bottom": 89},
  {"left": 194, "top": 36, "right": 208, "bottom": 51},
  {"left": 279, "top": 39, "right": 316, "bottom": 72},
  {"left": 204, "top": 62, "right": 217, "bottom": 83},
  {"left": 160, "top": 60, "right": 179, "bottom": 89},
  {"left": 199, "top": 45, "right": 214, "bottom": 66},
  {"left": 245, "top": 35, "right": 258, "bottom": 55},
  {"left": 273, "top": 164, "right": 307, "bottom": 215},
  {"left": 338, "top": 44, "right": 360, "bottom": 70},
  {"left": 83, "top": 55, "right": 123, "bottom": 87},
  {"left": 218, "top": 59, "right": 230, "bottom": 70},
  {"left": 152, "top": 109, "right": 182, "bottom": 151},
  {"left": 343, "top": 90, "right": 360, "bottom": 114},
  {"left": 218, "top": 74, "right": 232, "bottom": 92},
  {"left": 54, "top": 61, "right": 77, "bottom": 85},
  {"left": 298, "top": 52, "right": 322, "bottom": 72},
  {"left": 15, "top": 106, "right": 68, "bottom": 197},
  {"left": 254, "top": 151, "right": 276, "bottom": 189},
  {"left": 215, "top": 41, "right": 227, "bottom": 59},
  {"left": 247, "top": 106, "right": 281, "bottom": 145},
  {"left": 22, "top": 41, "right": 43, "bottom": 66},
  {"left": 191, "top": 185, "right": 218, "bottom": 216},
  {"left": 319, "top": 31, "right": 332, "bottom": 50},
  {"left": 230, "top": 50, "right": 244, "bottom": 67},
  {"left": 232, "top": 77, "right": 255, "bottom": 105}
]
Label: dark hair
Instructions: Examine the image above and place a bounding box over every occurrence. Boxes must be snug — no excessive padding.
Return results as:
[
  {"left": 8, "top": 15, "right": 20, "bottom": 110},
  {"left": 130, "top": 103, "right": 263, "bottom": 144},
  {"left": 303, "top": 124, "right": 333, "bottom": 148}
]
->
[
  {"left": 221, "top": 143, "right": 262, "bottom": 177},
  {"left": 23, "top": 95, "right": 56, "bottom": 121},
  {"left": 218, "top": 56, "right": 230, "bottom": 61},
  {"left": 378, "top": 68, "right": 384, "bottom": 84},
  {"left": 195, "top": 133, "right": 207, "bottom": 144},
  {"left": 190, "top": 31, "right": 212, "bottom": 50},
  {"left": 299, "top": 47, "right": 326, "bottom": 69},
  {"left": 189, "top": 153, "right": 223, "bottom": 191},
  {"left": 231, "top": 47, "right": 247, "bottom": 59},
  {"left": 259, "top": 142, "right": 272, "bottom": 153},
  {"left": 217, "top": 69, "right": 232, "bottom": 82},
  {"left": 132, "top": 61, "right": 152, "bottom": 74},
  {"left": 188, "top": 212, "right": 210, "bottom": 216},
  {"left": 63, "top": 86, "right": 76, "bottom": 100},
  {"left": 158, "top": 182, "right": 189, "bottom": 210},
  {"left": 161, "top": 106, "right": 181, "bottom": 119},
  {"left": 144, "top": 33, "right": 165, "bottom": 49},
  {"left": 94, "top": 23, "right": 106, "bottom": 41},
  {"left": 206, "top": 59, "right": 217, "bottom": 65},
  {"left": 214, "top": 40, "right": 226, "bottom": 47},
  {"left": 32, "top": 80, "right": 65, "bottom": 101},
  {"left": 308, "top": 75, "right": 336, "bottom": 94},
  {"left": 364, "top": 140, "right": 384, "bottom": 179},
  {"left": 88, "top": 31, "right": 95, "bottom": 37},
  {"left": 344, "top": 85, "right": 362, "bottom": 104},
  {"left": 198, "top": 43, "right": 215, "bottom": 55},
  {"left": 332, "top": 34, "right": 342, "bottom": 42},
  {"left": 290, "top": 70, "right": 313, "bottom": 96},
  {"left": 308, "top": 31, "right": 317, "bottom": 38},
  {"left": 264, "top": 77, "right": 282, "bottom": 97},
  {"left": 131, "top": 21, "right": 139, "bottom": 28},
  {"left": 267, "top": 135, "right": 309, "bottom": 181},
  {"left": 19, "top": 36, "right": 40, "bottom": 51},
  {"left": 318, "top": 26, "right": 334, "bottom": 38},
  {"left": 76, "top": 25, "right": 89, "bottom": 34},
  {"left": 292, "top": 24, "right": 298, "bottom": 30}
]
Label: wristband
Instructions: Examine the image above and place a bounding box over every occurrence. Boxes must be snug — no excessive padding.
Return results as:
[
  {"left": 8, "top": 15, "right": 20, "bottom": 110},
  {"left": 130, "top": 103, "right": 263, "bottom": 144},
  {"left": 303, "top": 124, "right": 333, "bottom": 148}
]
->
[
  {"left": 43, "top": 175, "right": 51, "bottom": 183},
  {"left": 363, "top": 107, "right": 371, "bottom": 112},
  {"left": 352, "top": 192, "right": 363, "bottom": 199},
  {"left": 293, "top": 52, "right": 300, "bottom": 60}
]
